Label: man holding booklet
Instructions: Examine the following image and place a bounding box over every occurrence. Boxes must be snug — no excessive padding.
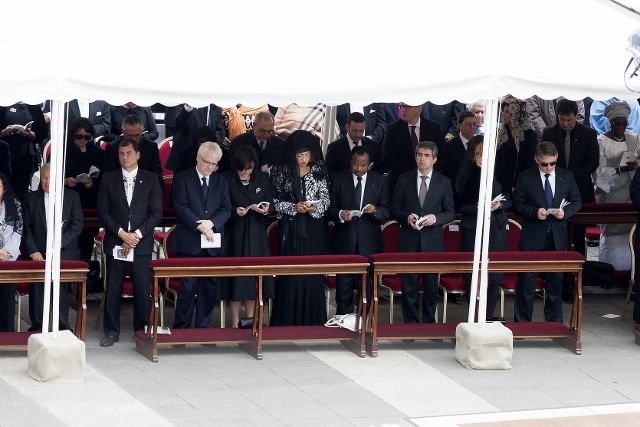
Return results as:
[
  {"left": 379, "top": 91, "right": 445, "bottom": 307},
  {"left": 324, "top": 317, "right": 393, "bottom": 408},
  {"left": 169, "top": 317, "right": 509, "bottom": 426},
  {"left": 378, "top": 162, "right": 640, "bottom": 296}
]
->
[
  {"left": 171, "top": 142, "right": 231, "bottom": 330},
  {"left": 391, "top": 141, "right": 455, "bottom": 323},
  {"left": 329, "top": 146, "right": 389, "bottom": 315},
  {"left": 97, "top": 138, "right": 162, "bottom": 347},
  {"left": 512, "top": 141, "right": 582, "bottom": 323}
]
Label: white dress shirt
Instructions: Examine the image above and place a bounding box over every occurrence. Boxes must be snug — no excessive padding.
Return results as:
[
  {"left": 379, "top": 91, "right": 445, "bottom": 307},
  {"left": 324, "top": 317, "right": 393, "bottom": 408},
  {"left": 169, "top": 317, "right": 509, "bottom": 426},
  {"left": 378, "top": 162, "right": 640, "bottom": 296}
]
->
[
  {"left": 416, "top": 171, "right": 432, "bottom": 197},
  {"left": 539, "top": 169, "right": 556, "bottom": 197}
]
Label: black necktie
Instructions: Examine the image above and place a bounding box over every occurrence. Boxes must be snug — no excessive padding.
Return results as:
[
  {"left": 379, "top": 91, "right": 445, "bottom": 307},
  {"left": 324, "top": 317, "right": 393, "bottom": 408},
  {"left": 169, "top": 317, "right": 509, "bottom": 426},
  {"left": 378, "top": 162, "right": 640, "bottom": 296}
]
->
[
  {"left": 355, "top": 177, "right": 362, "bottom": 210},
  {"left": 410, "top": 125, "right": 419, "bottom": 152},
  {"left": 260, "top": 141, "right": 265, "bottom": 154},
  {"left": 544, "top": 173, "right": 553, "bottom": 208},
  {"left": 201, "top": 177, "right": 208, "bottom": 199}
]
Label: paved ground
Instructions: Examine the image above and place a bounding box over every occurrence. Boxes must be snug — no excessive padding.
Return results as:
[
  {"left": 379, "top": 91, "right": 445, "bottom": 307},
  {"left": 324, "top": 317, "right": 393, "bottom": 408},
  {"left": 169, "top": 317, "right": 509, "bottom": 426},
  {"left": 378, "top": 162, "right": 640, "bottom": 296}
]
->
[{"left": 1, "top": 246, "right": 639, "bottom": 426}]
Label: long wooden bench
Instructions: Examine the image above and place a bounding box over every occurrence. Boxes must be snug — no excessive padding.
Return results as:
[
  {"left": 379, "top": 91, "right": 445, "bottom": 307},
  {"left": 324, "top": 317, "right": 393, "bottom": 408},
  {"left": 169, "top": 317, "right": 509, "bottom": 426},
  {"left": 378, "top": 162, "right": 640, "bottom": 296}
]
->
[
  {"left": 0, "top": 260, "right": 89, "bottom": 347},
  {"left": 83, "top": 208, "right": 178, "bottom": 228},
  {"left": 368, "top": 252, "right": 584, "bottom": 357},
  {"left": 567, "top": 202, "right": 637, "bottom": 251},
  {"left": 135, "top": 255, "right": 370, "bottom": 362}
]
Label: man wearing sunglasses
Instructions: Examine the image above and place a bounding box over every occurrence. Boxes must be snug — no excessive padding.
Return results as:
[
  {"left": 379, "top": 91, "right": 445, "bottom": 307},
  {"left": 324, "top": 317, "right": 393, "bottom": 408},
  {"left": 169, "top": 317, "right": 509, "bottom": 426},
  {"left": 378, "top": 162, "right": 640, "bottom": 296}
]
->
[{"left": 512, "top": 141, "right": 582, "bottom": 323}]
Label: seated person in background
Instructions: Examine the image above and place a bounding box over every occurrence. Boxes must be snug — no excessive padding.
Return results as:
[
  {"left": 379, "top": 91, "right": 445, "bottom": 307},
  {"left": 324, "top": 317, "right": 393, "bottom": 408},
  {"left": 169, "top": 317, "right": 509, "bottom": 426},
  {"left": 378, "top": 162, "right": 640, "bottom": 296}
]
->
[
  {"left": 175, "top": 126, "right": 216, "bottom": 175},
  {"left": 468, "top": 100, "right": 485, "bottom": 135},
  {"left": 325, "top": 112, "right": 385, "bottom": 179},
  {"left": 104, "top": 115, "right": 164, "bottom": 192},
  {"left": 229, "top": 111, "right": 284, "bottom": 175},
  {"left": 329, "top": 146, "right": 388, "bottom": 315},
  {"left": 526, "top": 96, "right": 585, "bottom": 141},
  {"left": 444, "top": 110, "right": 477, "bottom": 185},
  {"left": 455, "top": 136, "right": 510, "bottom": 320},
  {"left": 512, "top": 141, "right": 582, "bottom": 323},
  {"left": 0, "top": 174, "right": 22, "bottom": 332},
  {"left": 336, "top": 103, "right": 386, "bottom": 143},
  {"left": 383, "top": 103, "right": 447, "bottom": 194},
  {"left": 23, "top": 163, "right": 83, "bottom": 332},
  {"left": 165, "top": 103, "right": 225, "bottom": 172},
  {"left": 108, "top": 103, "right": 159, "bottom": 141}
]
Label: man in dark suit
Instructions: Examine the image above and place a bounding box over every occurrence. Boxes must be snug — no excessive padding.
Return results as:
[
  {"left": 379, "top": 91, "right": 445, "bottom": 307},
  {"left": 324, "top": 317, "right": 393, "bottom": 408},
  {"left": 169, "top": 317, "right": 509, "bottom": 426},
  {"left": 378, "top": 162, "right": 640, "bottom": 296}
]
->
[
  {"left": 325, "top": 112, "right": 385, "bottom": 179},
  {"left": 336, "top": 103, "right": 386, "bottom": 143},
  {"left": 97, "top": 138, "right": 163, "bottom": 347},
  {"left": 172, "top": 142, "right": 232, "bottom": 329},
  {"left": 444, "top": 110, "right": 478, "bottom": 184},
  {"left": 391, "top": 141, "right": 455, "bottom": 323},
  {"left": 0, "top": 139, "right": 11, "bottom": 178},
  {"left": 229, "top": 111, "right": 284, "bottom": 173},
  {"left": 166, "top": 103, "right": 226, "bottom": 172},
  {"left": 512, "top": 141, "right": 582, "bottom": 323},
  {"left": 329, "top": 146, "right": 389, "bottom": 315},
  {"left": 104, "top": 114, "right": 164, "bottom": 192},
  {"left": 420, "top": 101, "right": 466, "bottom": 138},
  {"left": 108, "top": 103, "right": 159, "bottom": 141},
  {"left": 542, "top": 99, "right": 598, "bottom": 256},
  {"left": 23, "top": 163, "right": 83, "bottom": 331},
  {"left": 382, "top": 102, "right": 447, "bottom": 194}
]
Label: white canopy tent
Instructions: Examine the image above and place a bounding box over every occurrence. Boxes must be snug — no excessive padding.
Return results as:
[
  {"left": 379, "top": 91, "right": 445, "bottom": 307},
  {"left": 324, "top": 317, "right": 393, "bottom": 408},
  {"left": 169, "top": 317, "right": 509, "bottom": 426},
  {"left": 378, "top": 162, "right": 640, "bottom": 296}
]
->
[{"left": 1, "top": 0, "right": 639, "bottom": 333}]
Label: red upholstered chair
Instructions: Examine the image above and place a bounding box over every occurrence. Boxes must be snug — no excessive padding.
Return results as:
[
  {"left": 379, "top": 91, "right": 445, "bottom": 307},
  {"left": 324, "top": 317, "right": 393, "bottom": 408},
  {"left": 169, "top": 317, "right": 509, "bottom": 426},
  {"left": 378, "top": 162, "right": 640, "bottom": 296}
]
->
[
  {"left": 158, "top": 137, "right": 173, "bottom": 178},
  {"left": 623, "top": 224, "right": 636, "bottom": 320},
  {"left": 584, "top": 227, "right": 601, "bottom": 259},
  {"left": 100, "top": 140, "right": 107, "bottom": 150},
  {"left": 161, "top": 225, "right": 226, "bottom": 327},
  {"left": 500, "top": 219, "right": 545, "bottom": 318},
  {"left": 43, "top": 141, "right": 51, "bottom": 165},
  {"left": 438, "top": 220, "right": 463, "bottom": 322},
  {"left": 378, "top": 220, "right": 408, "bottom": 323}
]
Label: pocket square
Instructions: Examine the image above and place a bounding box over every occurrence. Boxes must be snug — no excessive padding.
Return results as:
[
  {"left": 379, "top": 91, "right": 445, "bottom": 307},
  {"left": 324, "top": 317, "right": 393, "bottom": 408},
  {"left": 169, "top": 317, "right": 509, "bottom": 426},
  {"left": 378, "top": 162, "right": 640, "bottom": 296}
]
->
[
  {"left": 256, "top": 187, "right": 261, "bottom": 193},
  {"left": 96, "top": 111, "right": 102, "bottom": 116}
]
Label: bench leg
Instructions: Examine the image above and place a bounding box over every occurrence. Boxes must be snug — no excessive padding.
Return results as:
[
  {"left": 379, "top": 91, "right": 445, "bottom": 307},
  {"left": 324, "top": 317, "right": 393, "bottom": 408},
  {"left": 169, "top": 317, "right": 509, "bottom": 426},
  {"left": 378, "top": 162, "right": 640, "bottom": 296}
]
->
[{"left": 136, "top": 338, "right": 158, "bottom": 362}]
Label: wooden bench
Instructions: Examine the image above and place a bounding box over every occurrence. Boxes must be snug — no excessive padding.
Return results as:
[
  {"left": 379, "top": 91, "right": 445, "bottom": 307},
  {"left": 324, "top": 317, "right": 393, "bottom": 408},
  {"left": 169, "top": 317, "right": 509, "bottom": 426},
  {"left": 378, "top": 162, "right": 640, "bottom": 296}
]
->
[
  {"left": 567, "top": 202, "right": 637, "bottom": 251},
  {"left": 82, "top": 208, "right": 178, "bottom": 228},
  {"left": 135, "top": 255, "right": 370, "bottom": 362},
  {"left": 368, "top": 252, "right": 584, "bottom": 357},
  {"left": 0, "top": 260, "right": 89, "bottom": 348}
]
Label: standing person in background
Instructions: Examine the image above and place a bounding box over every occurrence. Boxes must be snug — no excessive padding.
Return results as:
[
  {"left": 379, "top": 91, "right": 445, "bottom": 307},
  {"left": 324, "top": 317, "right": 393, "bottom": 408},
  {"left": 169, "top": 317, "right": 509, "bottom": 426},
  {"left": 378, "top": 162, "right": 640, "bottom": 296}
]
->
[
  {"left": 336, "top": 103, "right": 386, "bottom": 143},
  {"left": 108, "top": 103, "right": 159, "bottom": 142},
  {"left": 229, "top": 111, "right": 284, "bottom": 174}
]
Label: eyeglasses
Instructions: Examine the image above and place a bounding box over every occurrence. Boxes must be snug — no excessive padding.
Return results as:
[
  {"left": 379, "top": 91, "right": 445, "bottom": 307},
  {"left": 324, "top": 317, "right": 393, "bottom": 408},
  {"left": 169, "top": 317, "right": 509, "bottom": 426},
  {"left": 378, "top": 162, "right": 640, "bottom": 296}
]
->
[
  {"left": 611, "top": 120, "right": 628, "bottom": 127},
  {"left": 254, "top": 127, "right": 273, "bottom": 135},
  {"left": 199, "top": 154, "right": 218, "bottom": 168},
  {"left": 74, "top": 134, "right": 92, "bottom": 141},
  {"left": 539, "top": 161, "right": 557, "bottom": 167},
  {"left": 399, "top": 105, "right": 415, "bottom": 111},
  {"left": 461, "top": 121, "right": 477, "bottom": 128}
]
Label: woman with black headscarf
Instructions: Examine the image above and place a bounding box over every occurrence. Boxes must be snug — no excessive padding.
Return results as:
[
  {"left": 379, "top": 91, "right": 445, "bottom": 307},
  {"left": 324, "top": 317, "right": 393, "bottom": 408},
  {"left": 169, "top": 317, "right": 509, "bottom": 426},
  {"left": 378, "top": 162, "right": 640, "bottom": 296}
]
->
[{"left": 270, "top": 130, "right": 329, "bottom": 326}]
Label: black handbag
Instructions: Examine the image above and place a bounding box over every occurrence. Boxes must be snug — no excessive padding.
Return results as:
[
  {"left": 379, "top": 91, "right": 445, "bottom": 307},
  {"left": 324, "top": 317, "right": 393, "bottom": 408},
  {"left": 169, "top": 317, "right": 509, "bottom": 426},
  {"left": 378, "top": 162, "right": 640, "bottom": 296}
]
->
[{"left": 237, "top": 317, "right": 254, "bottom": 329}]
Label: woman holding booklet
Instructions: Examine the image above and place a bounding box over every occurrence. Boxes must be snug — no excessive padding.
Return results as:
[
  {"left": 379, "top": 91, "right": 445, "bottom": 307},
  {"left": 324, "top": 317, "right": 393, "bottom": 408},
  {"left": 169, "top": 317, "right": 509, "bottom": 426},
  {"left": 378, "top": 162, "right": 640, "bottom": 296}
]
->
[
  {"left": 593, "top": 101, "right": 639, "bottom": 271},
  {"left": 221, "top": 146, "right": 274, "bottom": 327},
  {"left": 270, "top": 130, "right": 329, "bottom": 326},
  {"left": 455, "top": 135, "right": 510, "bottom": 320}
]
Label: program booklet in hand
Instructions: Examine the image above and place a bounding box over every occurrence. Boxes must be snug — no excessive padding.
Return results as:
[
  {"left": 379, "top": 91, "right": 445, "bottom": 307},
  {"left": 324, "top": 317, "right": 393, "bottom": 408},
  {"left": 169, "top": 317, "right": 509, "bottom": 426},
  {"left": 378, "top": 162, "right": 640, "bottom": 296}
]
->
[
  {"left": 76, "top": 165, "right": 100, "bottom": 183},
  {"left": 246, "top": 201, "right": 270, "bottom": 210},
  {"left": 348, "top": 204, "right": 372, "bottom": 218},
  {"left": 620, "top": 152, "right": 637, "bottom": 167}
]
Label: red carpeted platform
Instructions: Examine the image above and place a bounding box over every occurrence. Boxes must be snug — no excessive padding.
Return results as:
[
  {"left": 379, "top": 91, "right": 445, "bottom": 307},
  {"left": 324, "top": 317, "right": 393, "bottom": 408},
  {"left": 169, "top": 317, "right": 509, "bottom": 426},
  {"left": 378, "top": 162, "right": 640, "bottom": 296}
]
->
[
  {"left": 150, "top": 254, "right": 368, "bottom": 269},
  {"left": 261, "top": 326, "right": 354, "bottom": 342},
  {"left": 0, "top": 332, "right": 35, "bottom": 347},
  {"left": 373, "top": 322, "right": 570, "bottom": 341}
]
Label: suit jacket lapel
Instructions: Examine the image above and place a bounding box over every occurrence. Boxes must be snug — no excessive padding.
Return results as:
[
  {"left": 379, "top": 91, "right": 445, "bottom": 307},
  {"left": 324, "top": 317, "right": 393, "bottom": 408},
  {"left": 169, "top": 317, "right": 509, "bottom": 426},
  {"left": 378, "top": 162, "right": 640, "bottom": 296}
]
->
[
  {"left": 130, "top": 173, "right": 145, "bottom": 206},
  {"left": 69, "top": 99, "right": 81, "bottom": 121},
  {"left": 37, "top": 192, "right": 47, "bottom": 231},
  {"left": 116, "top": 171, "right": 128, "bottom": 206}
]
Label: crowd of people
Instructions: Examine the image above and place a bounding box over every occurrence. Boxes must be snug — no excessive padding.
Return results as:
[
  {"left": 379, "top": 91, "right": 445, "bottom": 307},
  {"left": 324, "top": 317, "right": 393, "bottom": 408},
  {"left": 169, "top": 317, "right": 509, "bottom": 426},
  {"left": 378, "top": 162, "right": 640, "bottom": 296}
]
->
[{"left": 0, "top": 96, "right": 639, "bottom": 344}]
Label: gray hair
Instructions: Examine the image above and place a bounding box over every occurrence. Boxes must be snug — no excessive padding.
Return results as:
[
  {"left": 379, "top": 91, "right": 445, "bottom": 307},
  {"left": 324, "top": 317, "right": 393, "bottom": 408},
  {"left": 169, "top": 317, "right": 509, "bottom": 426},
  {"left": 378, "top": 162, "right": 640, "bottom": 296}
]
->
[
  {"left": 198, "top": 141, "right": 222, "bottom": 160},
  {"left": 416, "top": 141, "right": 438, "bottom": 158},
  {"left": 254, "top": 111, "right": 274, "bottom": 127},
  {"left": 41, "top": 162, "right": 51, "bottom": 172},
  {"left": 468, "top": 100, "right": 485, "bottom": 110}
]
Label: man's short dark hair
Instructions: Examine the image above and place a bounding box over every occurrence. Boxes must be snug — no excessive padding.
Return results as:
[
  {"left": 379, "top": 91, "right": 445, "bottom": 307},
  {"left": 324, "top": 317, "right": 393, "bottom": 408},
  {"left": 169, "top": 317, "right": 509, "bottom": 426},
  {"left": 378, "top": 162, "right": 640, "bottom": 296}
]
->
[
  {"left": 122, "top": 114, "right": 143, "bottom": 129},
  {"left": 230, "top": 145, "right": 259, "bottom": 171},
  {"left": 347, "top": 112, "right": 366, "bottom": 125},
  {"left": 416, "top": 141, "right": 438, "bottom": 158},
  {"left": 557, "top": 99, "right": 579, "bottom": 117},
  {"left": 119, "top": 137, "right": 140, "bottom": 152},
  {"left": 536, "top": 141, "right": 558, "bottom": 158},
  {"left": 351, "top": 145, "right": 371, "bottom": 162},
  {"left": 457, "top": 110, "right": 476, "bottom": 124}
]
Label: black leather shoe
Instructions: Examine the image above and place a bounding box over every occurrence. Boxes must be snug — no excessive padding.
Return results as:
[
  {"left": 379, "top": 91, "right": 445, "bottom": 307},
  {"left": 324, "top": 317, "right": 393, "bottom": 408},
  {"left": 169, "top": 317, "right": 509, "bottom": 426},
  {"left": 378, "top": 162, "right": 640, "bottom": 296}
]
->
[
  {"left": 201, "top": 343, "right": 217, "bottom": 348},
  {"left": 100, "top": 335, "right": 119, "bottom": 347}
]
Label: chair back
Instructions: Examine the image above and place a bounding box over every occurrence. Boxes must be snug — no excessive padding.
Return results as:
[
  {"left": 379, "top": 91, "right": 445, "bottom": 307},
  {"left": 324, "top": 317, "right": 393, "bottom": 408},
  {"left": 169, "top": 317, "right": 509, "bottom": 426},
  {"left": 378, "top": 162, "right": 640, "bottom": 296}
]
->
[
  {"left": 506, "top": 218, "right": 522, "bottom": 252},
  {"left": 266, "top": 221, "right": 278, "bottom": 256},
  {"left": 162, "top": 177, "right": 172, "bottom": 209},
  {"left": 442, "top": 220, "right": 462, "bottom": 252},
  {"left": 100, "top": 140, "right": 107, "bottom": 150},
  {"left": 381, "top": 220, "right": 400, "bottom": 252},
  {"left": 162, "top": 225, "right": 178, "bottom": 258},
  {"left": 43, "top": 141, "right": 51, "bottom": 164}
]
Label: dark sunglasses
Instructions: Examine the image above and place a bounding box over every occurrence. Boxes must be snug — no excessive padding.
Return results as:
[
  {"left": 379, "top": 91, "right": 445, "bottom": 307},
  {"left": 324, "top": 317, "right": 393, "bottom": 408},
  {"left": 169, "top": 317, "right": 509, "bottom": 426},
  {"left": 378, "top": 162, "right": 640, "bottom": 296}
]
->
[
  {"left": 74, "top": 134, "right": 92, "bottom": 141},
  {"left": 539, "top": 161, "right": 557, "bottom": 167}
]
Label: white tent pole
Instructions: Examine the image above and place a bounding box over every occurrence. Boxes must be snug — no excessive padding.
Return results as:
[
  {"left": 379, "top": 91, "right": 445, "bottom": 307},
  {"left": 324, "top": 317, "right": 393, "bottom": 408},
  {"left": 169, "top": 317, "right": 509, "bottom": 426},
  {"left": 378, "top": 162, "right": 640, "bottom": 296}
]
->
[{"left": 46, "top": 100, "right": 66, "bottom": 338}]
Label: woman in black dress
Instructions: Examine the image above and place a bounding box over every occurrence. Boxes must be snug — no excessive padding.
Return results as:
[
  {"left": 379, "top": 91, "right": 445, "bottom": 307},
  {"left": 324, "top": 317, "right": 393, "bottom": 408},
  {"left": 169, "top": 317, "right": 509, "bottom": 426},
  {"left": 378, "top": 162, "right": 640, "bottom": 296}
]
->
[
  {"left": 270, "top": 130, "right": 329, "bottom": 326},
  {"left": 63, "top": 118, "right": 105, "bottom": 261},
  {"left": 0, "top": 174, "right": 22, "bottom": 331},
  {"left": 455, "top": 135, "right": 511, "bottom": 320},
  {"left": 0, "top": 103, "right": 48, "bottom": 199},
  {"left": 220, "top": 146, "right": 275, "bottom": 327},
  {"left": 495, "top": 97, "right": 537, "bottom": 196}
]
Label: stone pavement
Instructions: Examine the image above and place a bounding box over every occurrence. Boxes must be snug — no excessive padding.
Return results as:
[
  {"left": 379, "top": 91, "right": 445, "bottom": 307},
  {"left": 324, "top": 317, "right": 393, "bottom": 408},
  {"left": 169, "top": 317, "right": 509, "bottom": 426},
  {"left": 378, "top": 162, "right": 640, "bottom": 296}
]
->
[{"left": 0, "top": 277, "right": 639, "bottom": 426}]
